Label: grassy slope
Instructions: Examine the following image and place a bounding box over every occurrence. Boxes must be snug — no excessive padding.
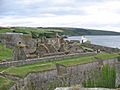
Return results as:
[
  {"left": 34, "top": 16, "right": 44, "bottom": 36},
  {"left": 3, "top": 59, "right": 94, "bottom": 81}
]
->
[
  {"left": 0, "top": 27, "right": 120, "bottom": 36},
  {"left": 0, "top": 67, "right": 7, "bottom": 72},
  {"left": 0, "top": 28, "right": 12, "bottom": 33},
  {"left": 44, "top": 27, "right": 120, "bottom": 35},
  {"left": 0, "top": 76, "right": 14, "bottom": 90},
  {"left": 0, "top": 44, "right": 12, "bottom": 61},
  {"left": 0, "top": 27, "right": 63, "bottom": 35},
  {"left": 3, "top": 52, "right": 119, "bottom": 78}
]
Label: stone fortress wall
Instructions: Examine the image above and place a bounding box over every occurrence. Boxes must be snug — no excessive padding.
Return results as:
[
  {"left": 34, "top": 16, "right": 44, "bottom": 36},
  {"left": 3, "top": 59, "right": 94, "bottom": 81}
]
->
[
  {"left": 1, "top": 33, "right": 120, "bottom": 90},
  {"left": 10, "top": 58, "right": 120, "bottom": 90},
  {"left": 0, "top": 33, "right": 119, "bottom": 67},
  {"left": 0, "top": 52, "right": 96, "bottom": 67}
]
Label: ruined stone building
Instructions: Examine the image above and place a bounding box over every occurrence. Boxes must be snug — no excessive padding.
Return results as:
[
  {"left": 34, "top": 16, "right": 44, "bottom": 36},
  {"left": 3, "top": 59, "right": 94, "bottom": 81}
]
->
[{"left": 0, "top": 32, "right": 84, "bottom": 60}]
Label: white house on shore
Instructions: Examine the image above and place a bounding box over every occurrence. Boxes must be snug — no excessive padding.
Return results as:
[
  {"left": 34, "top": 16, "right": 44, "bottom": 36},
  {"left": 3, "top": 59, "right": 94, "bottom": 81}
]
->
[{"left": 80, "top": 36, "right": 89, "bottom": 43}]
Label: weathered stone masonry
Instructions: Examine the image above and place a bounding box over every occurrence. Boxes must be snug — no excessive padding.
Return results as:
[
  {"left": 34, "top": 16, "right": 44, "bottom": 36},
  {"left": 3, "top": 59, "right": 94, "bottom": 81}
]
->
[{"left": 9, "top": 58, "right": 120, "bottom": 90}]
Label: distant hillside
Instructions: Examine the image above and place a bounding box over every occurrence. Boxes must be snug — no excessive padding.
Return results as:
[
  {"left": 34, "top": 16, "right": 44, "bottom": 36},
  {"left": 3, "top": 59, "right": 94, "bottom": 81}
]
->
[
  {"left": 0, "top": 27, "right": 120, "bottom": 36},
  {"left": 43, "top": 27, "right": 120, "bottom": 36}
]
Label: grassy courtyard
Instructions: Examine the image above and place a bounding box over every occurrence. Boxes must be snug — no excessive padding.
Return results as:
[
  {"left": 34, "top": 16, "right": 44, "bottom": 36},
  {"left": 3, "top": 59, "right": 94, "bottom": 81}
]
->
[{"left": 0, "top": 44, "right": 12, "bottom": 61}]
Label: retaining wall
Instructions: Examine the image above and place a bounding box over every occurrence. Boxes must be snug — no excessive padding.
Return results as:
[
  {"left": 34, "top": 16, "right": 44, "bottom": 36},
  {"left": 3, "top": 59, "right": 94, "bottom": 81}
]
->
[
  {"left": 10, "top": 58, "right": 119, "bottom": 90},
  {"left": 0, "top": 52, "right": 96, "bottom": 67}
]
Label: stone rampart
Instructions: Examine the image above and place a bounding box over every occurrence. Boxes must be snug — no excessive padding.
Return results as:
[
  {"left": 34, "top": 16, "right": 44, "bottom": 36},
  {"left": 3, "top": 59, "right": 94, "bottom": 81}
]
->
[
  {"left": 0, "top": 52, "right": 96, "bottom": 67},
  {"left": 10, "top": 58, "right": 119, "bottom": 90}
]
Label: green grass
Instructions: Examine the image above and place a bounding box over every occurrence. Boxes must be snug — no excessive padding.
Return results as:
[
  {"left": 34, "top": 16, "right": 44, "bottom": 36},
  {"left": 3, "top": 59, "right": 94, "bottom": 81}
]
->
[
  {"left": 95, "top": 52, "right": 119, "bottom": 60},
  {"left": 0, "top": 76, "right": 14, "bottom": 90},
  {"left": 0, "top": 44, "right": 12, "bottom": 61},
  {"left": 5, "top": 63, "right": 53, "bottom": 77},
  {"left": 0, "top": 67, "right": 8, "bottom": 72},
  {"left": 0, "top": 28, "right": 13, "bottom": 33},
  {"left": 56, "top": 56, "right": 95, "bottom": 66},
  {"left": 1, "top": 27, "right": 120, "bottom": 36},
  {"left": 56, "top": 52, "right": 119, "bottom": 66},
  {"left": 0, "top": 27, "right": 63, "bottom": 35},
  {"left": 3, "top": 52, "right": 119, "bottom": 78}
]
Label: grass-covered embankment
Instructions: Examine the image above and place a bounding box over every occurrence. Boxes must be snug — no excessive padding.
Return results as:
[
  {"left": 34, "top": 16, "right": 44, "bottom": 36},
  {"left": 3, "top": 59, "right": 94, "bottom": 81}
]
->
[
  {"left": 0, "top": 44, "right": 12, "bottom": 61},
  {"left": 0, "top": 76, "right": 14, "bottom": 90},
  {"left": 2, "top": 52, "right": 119, "bottom": 78},
  {"left": 0, "top": 52, "right": 119, "bottom": 90}
]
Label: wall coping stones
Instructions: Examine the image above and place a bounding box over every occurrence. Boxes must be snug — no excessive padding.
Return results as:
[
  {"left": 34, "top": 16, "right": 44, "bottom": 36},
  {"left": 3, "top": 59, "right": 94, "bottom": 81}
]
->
[{"left": 55, "top": 87, "right": 117, "bottom": 90}]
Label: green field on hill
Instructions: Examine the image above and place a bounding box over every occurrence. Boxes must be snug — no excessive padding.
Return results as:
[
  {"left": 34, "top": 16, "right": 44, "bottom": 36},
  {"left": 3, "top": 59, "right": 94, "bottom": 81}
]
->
[
  {"left": 1, "top": 27, "right": 120, "bottom": 36},
  {"left": 0, "top": 27, "right": 63, "bottom": 35}
]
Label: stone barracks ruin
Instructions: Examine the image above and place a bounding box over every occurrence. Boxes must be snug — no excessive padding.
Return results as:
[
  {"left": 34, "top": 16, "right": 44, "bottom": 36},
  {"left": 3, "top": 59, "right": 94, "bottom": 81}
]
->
[{"left": 0, "top": 32, "right": 85, "bottom": 61}]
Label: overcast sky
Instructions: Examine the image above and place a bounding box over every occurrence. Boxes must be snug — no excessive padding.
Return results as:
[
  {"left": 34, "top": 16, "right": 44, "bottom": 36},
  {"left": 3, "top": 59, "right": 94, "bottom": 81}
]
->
[{"left": 0, "top": 0, "right": 120, "bottom": 32}]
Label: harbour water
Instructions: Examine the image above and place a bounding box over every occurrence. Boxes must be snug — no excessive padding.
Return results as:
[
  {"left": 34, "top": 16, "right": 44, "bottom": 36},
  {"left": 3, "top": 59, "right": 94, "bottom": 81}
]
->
[{"left": 65, "top": 36, "right": 120, "bottom": 49}]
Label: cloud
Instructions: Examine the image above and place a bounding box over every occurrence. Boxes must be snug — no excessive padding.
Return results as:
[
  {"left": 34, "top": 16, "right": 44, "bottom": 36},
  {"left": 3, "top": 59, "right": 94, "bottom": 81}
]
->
[
  {"left": 0, "top": 0, "right": 120, "bottom": 32},
  {"left": 17, "top": 0, "right": 44, "bottom": 5}
]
